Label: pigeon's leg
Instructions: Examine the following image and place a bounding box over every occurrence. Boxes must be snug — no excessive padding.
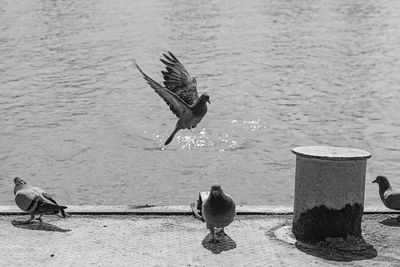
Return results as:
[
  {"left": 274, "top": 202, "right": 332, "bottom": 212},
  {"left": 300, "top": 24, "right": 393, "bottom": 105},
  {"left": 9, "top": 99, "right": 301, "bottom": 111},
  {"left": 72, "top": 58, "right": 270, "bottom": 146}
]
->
[
  {"left": 22, "top": 214, "right": 35, "bottom": 224},
  {"left": 216, "top": 227, "right": 227, "bottom": 236},
  {"left": 210, "top": 227, "right": 217, "bottom": 243},
  {"left": 35, "top": 214, "right": 43, "bottom": 222},
  {"left": 207, "top": 224, "right": 220, "bottom": 243}
]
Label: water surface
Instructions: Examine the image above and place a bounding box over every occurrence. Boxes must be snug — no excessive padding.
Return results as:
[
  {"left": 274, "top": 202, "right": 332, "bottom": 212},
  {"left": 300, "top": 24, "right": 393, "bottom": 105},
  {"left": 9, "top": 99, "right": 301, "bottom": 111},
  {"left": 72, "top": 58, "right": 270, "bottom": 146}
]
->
[{"left": 1, "top": 0, "right": 400, "bottom": 206}]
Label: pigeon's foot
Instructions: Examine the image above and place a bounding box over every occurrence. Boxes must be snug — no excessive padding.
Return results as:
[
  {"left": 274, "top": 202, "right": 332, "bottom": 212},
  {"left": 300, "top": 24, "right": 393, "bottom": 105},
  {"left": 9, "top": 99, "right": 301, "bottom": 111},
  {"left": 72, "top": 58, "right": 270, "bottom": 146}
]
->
[
  {"left": 208, "top": 227, "right": 222, "bottom": 243},
  {"left": 209, "top": 232, "right": 222, "bottom": 243},
  {"left": 216, "top": 228, "right": 227, "bottom": 236},
  {"left": 209, "top": 236, "right": 222, "bottom": 243},
  {"left": 34, "top": 214, "right": 43, "bottom": 222}
]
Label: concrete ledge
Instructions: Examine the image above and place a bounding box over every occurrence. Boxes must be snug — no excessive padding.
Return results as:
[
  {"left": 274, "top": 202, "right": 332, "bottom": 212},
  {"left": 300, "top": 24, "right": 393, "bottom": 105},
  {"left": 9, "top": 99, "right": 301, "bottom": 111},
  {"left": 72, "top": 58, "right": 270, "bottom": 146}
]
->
[
  {"left": 0, "top": 205, "right": 292, "bottom": 215},
  {"left": 0, "top": 205, "right": 398, "bottom": 215}
]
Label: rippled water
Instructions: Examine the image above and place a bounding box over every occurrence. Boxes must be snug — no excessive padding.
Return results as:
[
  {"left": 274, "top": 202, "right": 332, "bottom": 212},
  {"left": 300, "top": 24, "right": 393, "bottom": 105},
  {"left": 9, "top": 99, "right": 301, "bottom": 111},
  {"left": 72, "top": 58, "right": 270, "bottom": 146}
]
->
[{"left": 1, "top": 0, "right": 400, "bottom": 206}]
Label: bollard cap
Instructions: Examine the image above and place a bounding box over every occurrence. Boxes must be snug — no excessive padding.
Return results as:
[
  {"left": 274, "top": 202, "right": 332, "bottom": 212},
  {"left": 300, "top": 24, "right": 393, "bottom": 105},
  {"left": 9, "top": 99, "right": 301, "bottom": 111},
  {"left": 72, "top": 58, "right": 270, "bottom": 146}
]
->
[{"left": 292, "top": 146, "right": 371, "bottom": 160}]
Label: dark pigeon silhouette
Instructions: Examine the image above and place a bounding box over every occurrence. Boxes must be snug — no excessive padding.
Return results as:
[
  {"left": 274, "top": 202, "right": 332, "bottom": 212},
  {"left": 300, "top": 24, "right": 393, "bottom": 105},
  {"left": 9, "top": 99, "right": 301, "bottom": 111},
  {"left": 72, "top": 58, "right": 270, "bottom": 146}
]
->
[
  {"left": 202, "top": 184, "right": 236, "bottom": 243},
  {"left": 373, "top": 175, "right": 400, "bottom": 212},
  {"left": 13, "top": 177, "right": 67, "bottom": 223},
  {"left": 133, "top": 52, "right": 210, "bottom": 145}
]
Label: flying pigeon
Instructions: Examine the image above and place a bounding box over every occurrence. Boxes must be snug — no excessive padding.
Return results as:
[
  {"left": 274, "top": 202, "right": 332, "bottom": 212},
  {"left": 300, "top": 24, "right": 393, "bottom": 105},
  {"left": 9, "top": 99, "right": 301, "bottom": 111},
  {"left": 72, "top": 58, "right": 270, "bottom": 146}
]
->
[
  {"left": 13, "top": 177, "right": 67, "bottom": 223},
  {"left": 133, "top": 51, "right": 210, "bottom": 145},
  {"left": 373, "top": 175, "right": 400, "bottom": 212},
  {"left": 202, "top": 184, "right": 236, "bottom": 243}
]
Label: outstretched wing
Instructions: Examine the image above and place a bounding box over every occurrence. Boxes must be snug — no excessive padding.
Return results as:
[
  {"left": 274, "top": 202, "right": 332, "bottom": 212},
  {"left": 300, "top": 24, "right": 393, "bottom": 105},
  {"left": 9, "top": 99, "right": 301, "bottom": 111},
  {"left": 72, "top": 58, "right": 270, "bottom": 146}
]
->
[
  {"left": 160, "top": 51, "right": 199, "bottom": 105},
  {"left": 133, "top": 59, "right": 192, "bottom": 118}
]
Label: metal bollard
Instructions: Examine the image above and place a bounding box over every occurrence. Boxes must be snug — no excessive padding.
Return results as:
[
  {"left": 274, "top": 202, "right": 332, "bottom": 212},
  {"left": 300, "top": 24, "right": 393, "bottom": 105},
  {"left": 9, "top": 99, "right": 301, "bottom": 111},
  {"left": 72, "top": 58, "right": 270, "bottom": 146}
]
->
[{"left": 292, "top": 146, "right": 371, "bottom": 242}]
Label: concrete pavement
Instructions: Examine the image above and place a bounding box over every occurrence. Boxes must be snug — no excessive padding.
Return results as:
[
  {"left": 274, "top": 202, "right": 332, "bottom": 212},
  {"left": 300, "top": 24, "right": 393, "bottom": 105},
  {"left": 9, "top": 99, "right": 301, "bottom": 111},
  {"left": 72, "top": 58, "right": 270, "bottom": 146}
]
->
[{"left": 1, "top": 207, "right": 400, "bottom": 266}]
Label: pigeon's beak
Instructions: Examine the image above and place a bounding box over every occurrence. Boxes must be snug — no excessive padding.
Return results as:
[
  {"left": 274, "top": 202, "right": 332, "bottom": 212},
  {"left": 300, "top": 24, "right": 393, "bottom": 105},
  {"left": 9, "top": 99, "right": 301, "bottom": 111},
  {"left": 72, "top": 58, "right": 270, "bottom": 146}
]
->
[
  {"left": 372, "top": 179, "right": 377, "bottom": 183},
  {"left": 207, "top": 99, "right": 210, "bottom": 104}
]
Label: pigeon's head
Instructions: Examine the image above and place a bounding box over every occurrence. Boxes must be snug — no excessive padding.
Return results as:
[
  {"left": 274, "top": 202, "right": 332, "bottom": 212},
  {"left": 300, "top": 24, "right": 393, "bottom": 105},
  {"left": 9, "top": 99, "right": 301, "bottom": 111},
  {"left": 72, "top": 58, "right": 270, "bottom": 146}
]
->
[
  {"left": 210, "top": 184, "right": 223, "bottom": 197},
  {"left": 200, "top": 93, "right": 210, "bottom": 104},
  {"left": 14, "top": 177, "right": 27, "bottom": 186},
  {"left": 373, "top": 176, "right": 390, "bottom": 190}
]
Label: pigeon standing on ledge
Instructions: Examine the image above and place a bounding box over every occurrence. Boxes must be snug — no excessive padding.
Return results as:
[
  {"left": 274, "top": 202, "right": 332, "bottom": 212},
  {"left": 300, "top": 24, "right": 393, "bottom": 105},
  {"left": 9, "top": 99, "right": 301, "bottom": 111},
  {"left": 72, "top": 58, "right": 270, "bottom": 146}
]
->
[
  {"left": 133, "top": 52, "right": 210, "bottom": 145},
  {"left": 202, "top": 184, "right": 236, "bottom": 243},
  {"left": 373, "top": 175, "right": 400, "bottom": 212},
  {"left": 14, "top": 177, "right": 67, "bottom": 223}
]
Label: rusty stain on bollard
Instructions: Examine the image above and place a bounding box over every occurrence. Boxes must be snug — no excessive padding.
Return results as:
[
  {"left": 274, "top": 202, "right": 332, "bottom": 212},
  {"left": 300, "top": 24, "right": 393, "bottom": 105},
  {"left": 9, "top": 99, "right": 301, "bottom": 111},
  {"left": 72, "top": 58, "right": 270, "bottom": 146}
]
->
[{"left": 292, "top": 146, "right": 371, "bottom": 242}]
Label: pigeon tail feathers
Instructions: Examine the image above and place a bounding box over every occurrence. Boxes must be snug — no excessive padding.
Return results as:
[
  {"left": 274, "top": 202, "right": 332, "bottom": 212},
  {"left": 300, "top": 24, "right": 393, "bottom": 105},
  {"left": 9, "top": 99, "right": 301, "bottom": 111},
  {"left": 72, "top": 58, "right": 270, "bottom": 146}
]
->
[{"left": 165, "top": 128, "right": 180, "bottom": 145}]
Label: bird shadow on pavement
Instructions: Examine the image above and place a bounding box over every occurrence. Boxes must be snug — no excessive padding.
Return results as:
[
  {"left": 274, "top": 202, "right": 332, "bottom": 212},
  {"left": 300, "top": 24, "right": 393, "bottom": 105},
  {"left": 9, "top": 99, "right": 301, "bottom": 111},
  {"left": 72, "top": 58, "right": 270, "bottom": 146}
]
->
[
  {"left": 11, "top": 220, "right": 71, "bottom": 232},
  {"left": 379, "top": 216, "right": 400, "bottom": 227},
  {"left": 295, "top": 237, "right": 377, "bottom": 262},
  {"left": 202, "top": 232, "right": 236, "bottom": 254}
]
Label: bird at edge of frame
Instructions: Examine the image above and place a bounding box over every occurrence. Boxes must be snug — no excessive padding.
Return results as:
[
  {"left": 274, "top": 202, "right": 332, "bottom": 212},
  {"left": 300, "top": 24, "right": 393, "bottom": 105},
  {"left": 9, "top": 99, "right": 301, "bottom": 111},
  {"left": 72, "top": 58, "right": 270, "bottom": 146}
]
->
[
  {"left": 13, "top": 177, "right": 68, "bottom": 224},
  {"left": 373, "top": 175, "right": 400, "bottom": 221},
  {"left": 132, "top": 51, "right": 210, "bottom": 146}
]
